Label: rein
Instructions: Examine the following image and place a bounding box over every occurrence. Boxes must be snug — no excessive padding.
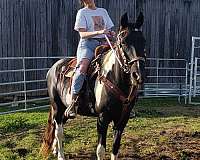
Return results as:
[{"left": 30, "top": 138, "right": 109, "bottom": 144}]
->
[
  {"left": 98, "top": 74, "right": 138, "bottom": 130},
  {"left": 105, "top": 31, "right": 145, "bottom": 74},
  {"left": 96, "top": 30, "right": 145, "bottom": 128},
  {"left": 98, "top": 75, "right": 137, "bottom": 104},
  {"left": 105, "top": 35, "right": 124, "bottom": 68},
  {"left": 99, "top": 30, "right": 143, "bottom": 105}
]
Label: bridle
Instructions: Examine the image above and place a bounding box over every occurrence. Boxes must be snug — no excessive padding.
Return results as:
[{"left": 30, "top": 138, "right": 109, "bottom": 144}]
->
[
  {"left": 115, "top": 29, "right": 146, "bottom": 74},
  {"left": 98, "top": 28, "right": 146, "bottom": 128}
]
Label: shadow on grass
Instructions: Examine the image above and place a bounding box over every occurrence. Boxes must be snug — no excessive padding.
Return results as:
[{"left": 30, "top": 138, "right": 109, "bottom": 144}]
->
[
  {"left": 15, "top": 97, "right": 200, "bottom": 118},
  {"left": 134, "top": 97, "right": 200, "bottom": 118}
]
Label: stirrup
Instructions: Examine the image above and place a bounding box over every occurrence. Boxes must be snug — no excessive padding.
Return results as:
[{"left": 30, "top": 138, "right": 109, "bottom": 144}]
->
[
  {"left": 64, "top": 103, "right": 77, "bottom": 119},
  {"left": 64, "top": 96, "right": 78, "bottom": 119},
  {"left": 67, "top": 111, "right": 76, "bottom": 119}
]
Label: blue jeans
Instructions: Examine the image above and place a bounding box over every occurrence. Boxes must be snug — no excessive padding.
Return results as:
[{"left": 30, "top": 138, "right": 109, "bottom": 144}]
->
[{"left": 71, "top": 38, "right": 101, "bottom": 94}]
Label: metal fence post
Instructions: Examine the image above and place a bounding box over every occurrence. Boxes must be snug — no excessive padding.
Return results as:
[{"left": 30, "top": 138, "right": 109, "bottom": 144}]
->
[
  {"left": 156, "top": 58, "right": 159, "bottom": 96},
  {"left": 193, "top": 57, "right": 198, "bottom": 97},
  {"left": 189, "top": 37, "right": 195, "bottom": 104},
  {"left": 22, "top": 57, "right": 27, "bottom": 110},
  {"left": 185, "top": 61, "right": 189, "bottom": 104}
]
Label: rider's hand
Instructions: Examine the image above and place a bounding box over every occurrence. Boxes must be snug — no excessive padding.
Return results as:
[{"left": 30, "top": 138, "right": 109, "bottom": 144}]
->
[
  {"left": 97, "top": 30, "right": 116, "bottom": 39},
  {"left": 97, "top": 29, "right": 110, "bottom": 35},
  {"left": 109, "top": 31, "right": 116, "bottom": 36}
]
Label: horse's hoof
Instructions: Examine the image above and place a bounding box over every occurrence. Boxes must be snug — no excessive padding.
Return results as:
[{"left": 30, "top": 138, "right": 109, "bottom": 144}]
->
[
  {"left": 52, "top": 150, "right": 57, "bottom": 156},
  {"left": 111, "top": 153, "right": 118, "bottom": 160},
  {"left": 58, "top": 156, "right": 65, "bottom": 160}
]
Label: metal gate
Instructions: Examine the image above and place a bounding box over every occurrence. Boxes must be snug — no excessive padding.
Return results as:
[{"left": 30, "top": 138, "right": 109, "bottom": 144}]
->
[
  {"left": 189, "top": 57, "right": 200, "bottom": 104},
  {"left": 189, "top": 37, "right": 200, "bottom": 104},
  {"left": 0, "top": 57, "right": 189, "bottom": 115}
]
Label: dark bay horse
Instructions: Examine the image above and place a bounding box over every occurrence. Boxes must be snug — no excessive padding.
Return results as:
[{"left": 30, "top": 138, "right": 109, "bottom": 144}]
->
[{"left": 41, "top": 12, "right": 146, "bottom": 160}]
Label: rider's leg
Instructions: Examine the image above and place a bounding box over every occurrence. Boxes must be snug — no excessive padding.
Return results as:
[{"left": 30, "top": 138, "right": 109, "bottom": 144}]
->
[
  {"left": 65, "top": 39, "right": 100, "bottom": 118},
  {"left": 65, "top": 59, "right": 90, "bottom": 118},
  {"left": 71, "top": 59, "right": 90, "bottom": 94}
]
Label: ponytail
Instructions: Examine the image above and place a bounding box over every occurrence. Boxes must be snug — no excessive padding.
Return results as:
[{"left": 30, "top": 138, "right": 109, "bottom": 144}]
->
[{"left": 79, "top": 0, "right": 85, "bottom": 7}]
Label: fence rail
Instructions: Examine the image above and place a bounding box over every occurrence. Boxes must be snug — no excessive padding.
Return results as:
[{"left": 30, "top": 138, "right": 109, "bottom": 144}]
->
[
  {"left": 0, "top": 56, "right": 191, "bottom": 115},
  {"left": 0, "top": 56, "right": 67, "bottom": 115}
]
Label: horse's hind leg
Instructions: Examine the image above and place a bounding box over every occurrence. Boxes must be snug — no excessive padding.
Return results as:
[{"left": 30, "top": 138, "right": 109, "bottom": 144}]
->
[
  {"left": 52, "top": 135, "right": 58, "bottom": 156},
  {"left": 55, "top": 121, "right": 65, "bottom": 160},
  {"left": 96, "top": 112, "right": 111, "bottom": 160},
  {"left": 53, "top": 93, "right": 66, "bottom": 160}
]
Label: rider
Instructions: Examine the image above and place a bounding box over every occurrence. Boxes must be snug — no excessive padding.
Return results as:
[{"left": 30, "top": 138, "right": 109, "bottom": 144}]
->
[{"left": 65, "top": 0, "right": 115, "bottom": 118}]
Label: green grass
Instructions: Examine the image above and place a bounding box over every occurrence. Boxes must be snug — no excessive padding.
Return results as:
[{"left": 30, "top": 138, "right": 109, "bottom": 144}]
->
[{"left": 0, "top": 97, "right": 200, "bottom": 160}]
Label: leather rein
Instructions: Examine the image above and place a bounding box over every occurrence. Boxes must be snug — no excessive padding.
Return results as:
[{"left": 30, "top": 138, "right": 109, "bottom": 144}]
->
[
  {"left": 96, "top": 30, "right": 146, "bottom": 129},
  {"left": 98, "top": 30, "right": 144, "bottom": 105}
]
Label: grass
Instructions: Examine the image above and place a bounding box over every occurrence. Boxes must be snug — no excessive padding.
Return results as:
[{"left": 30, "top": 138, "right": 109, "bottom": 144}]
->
[{"left": 0, "top": 97, "right": 200, "bottom": 159}]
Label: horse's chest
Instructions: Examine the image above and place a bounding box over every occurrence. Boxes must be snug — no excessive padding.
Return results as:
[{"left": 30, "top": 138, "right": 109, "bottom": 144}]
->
[{"left": 94, "top": 81, "right": 107, "bottom": 110}]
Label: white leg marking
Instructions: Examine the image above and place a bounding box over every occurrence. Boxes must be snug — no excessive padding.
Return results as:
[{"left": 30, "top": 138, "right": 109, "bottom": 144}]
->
[
  {"left": 52, "top": 138, "right": 57, "bottom": 156},
  {"left": 55, "top": 123, "right": 65, "bottom": 160},
  {"left": 111, "top": 153, "right": 118, "bottom": 160},
  {"left": 96, "top": 144, "right": 105, "bottom": 160}
]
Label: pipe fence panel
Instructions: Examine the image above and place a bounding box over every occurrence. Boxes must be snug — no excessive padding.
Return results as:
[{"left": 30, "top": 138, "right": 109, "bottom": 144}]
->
[
  {"left": 189, "top": 37, "right": 200, "bottom": 104},
  {"left": 0, "top": 57, "right": 68, "bottom": 115},
  {"left": 189, "top": 57, "right": 200, "bottom": 104},
  {"left": 143, "top": 58, "right": 188, "bottom": 104},
  {"left": 0, "top": 57, "right": 189, "bottom": 115}
]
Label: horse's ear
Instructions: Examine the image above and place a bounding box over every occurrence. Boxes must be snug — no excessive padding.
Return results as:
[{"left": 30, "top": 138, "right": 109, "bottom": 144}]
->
[
  {"left": 120, "top": 12, "right": 128, "bottom": 28},
  {"left": 135, "top": 12, "right": 144, "bottom": 29}
]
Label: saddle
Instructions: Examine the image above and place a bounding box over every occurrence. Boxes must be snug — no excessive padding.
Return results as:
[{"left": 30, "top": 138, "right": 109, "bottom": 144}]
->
[
  {"left": 64, "top": 44, "right": 111, "bottom": 78},
  {"left": 60, "top": 44, "right": 111, "bottom": 117}
]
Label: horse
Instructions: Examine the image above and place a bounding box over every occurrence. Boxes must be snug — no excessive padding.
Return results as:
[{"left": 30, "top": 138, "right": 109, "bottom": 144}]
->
[{"left": 41, "top": 12, "right": 146, "bottom": 160}]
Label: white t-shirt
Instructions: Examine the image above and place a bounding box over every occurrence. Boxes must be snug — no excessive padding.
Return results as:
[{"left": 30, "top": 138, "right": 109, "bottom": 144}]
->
[{"left": 74, "top": 7, "right": 114, "bottom": 38}]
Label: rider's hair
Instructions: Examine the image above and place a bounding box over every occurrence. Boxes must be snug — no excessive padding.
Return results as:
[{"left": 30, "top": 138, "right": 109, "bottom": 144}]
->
[{"left": 79, "top": 0, "right": 85, "bottom": 7}]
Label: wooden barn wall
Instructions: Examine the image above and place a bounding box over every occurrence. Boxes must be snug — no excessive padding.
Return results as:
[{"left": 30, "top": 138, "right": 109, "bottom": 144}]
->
[
  {"left": 1, "top": 0, "right": 200, "bottom": 58},
  {"left": 0, "top": 0, "right": 200, "bottom": 93},
  {"left": 0, "top": 0, "right": 137, "bottom": 58},
  {"left": 140, "top": 0, "right": 200, "bottom": 59}
]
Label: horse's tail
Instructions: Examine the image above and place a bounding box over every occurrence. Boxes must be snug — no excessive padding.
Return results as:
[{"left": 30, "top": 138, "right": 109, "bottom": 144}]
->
[{"left": 40, "top": 105, "right": 55, "bottom": 157}]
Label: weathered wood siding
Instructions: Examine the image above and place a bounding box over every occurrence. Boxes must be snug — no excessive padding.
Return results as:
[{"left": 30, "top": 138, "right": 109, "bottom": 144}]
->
[
  {"left": 0, "top": 0, "right": 136, "bottom": 58},
  {"left": 141, "top": 0, "right": 200, "bottom": 59},
  {"left": 0, "top": 0, "right": 200, "bottom": 93},
  {"left": 1, "top": 0, "right": 200, "bottom": 58}
]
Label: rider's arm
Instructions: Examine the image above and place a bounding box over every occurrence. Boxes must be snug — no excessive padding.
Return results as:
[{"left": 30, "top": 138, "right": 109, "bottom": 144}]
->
[{"left": 78, "top": 28, "right": 111, "bottom": 39}]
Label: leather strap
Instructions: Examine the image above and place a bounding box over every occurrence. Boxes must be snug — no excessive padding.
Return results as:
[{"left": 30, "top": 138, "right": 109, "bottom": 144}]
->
[
  {"left": 98, "top": 74, "right": 138, "bottom": 130},
  {"left": 98, "top": 75, "right": 127, "bottom": 103},
  {"left": 98, "top": 75, "right": 137, "bottom": 104}
]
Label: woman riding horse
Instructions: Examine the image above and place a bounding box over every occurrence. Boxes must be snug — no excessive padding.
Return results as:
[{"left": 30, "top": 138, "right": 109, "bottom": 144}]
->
[
  {"left": 67, "top": 0, "right": 115, "bottom": 118},
  {"left": 41, "top": 10, "right": 146, "bottom": 160}
]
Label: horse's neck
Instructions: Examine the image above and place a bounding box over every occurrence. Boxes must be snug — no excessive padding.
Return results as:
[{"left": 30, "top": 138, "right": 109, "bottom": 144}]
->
[{"left": 101, "top": 50, "right": 125, "bottom": 86}]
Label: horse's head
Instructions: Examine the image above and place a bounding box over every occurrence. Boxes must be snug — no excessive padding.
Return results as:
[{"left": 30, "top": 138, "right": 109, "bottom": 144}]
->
[{"left": 117, "top": 12, "right": 146, "bottom": 86}]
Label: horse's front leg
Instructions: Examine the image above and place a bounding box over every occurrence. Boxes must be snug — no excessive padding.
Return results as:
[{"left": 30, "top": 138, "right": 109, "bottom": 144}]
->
[
  {"left": 111, "top": 129, "right": 123, "bottom": 160},
  {"left": 55, "top": 122, "right": 65, "bottom": 160},
  {"left": 112, "top": 116, "right": 129, "bottom": 160},
  {"left": 96, "top": 112, "right": 110, "bottom": 160}
]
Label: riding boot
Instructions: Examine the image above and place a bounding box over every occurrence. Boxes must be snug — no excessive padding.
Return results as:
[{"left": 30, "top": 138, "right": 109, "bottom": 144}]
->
[{"left": 65, "top": 94, "right": 79, "bottom": 119}]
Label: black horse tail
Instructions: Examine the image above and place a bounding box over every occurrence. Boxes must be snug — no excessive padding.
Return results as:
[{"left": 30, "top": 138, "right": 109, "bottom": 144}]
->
[{"left": 40, "top": 104, "right": 55, "bottom": 157}]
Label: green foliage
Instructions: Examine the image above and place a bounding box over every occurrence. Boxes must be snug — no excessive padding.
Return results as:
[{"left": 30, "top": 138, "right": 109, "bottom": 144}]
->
[{"left": 0, "top": 98, "right": 199, "bottom": 159}]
